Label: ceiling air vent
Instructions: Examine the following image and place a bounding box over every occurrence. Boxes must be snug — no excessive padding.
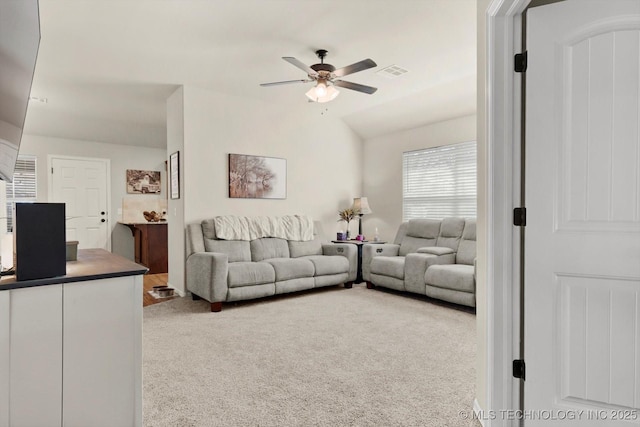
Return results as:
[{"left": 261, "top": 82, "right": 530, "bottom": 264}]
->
[{"left": 376, "top": 65, "right": 409, "bottom": 79}]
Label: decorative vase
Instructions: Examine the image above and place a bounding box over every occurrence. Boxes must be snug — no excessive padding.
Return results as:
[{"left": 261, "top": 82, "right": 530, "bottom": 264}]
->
[{"left": 345, "top": 222, "right": 351, "bottom": 240}]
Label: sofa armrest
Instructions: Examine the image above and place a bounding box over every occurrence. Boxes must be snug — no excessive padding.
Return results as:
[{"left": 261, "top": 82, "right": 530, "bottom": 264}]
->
[
  {"left": 417, "top": 246, "right": 455, "bottom": 256},
  {"left": 186, "top": 252, "right": 229, "bottom": 303},
  {"left": 404, "top": 252, "right": 457, "bottom": 292},
  {"left": 362, "top": 243, "right": 400, "bottom": 282},
  {"left": 322, "top": 243, "right": 358, "bottom": 282}
]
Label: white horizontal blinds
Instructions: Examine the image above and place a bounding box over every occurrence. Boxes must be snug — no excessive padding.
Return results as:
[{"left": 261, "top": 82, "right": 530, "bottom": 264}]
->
[
  {"left": 403, "top": 141, "right": 477, "bottom": 221},
  {"left": 6, "top": 156, "right": 37, "bottom": 232}
]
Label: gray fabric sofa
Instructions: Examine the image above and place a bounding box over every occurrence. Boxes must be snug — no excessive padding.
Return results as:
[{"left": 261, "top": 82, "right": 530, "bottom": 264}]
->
[
  {"left": 362, "top": 217, "right": 476, "bottom": 307},
  {"left": 186, "top": 219, "right": 357, "bottom": 312}
]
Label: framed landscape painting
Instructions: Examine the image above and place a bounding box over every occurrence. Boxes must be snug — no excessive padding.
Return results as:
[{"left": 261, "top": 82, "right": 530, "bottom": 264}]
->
[{"left": 228, "top": 154, "right": 286, "bottom": 199}]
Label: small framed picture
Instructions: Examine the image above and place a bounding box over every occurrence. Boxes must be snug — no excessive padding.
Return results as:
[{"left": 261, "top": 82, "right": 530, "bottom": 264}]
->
[
  {"left": 126, "top": 169, "right": 161, "bottom": 194},
  {"left": 169, "top": 151, "right": 180, "bottom": 199}
]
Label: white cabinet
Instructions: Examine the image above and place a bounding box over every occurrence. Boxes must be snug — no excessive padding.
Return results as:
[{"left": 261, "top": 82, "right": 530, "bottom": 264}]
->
[
  {"left": 63, "top": 276, "right": 142, "bottom": 427},
  {"left": 0, "top": 275, "right": 142, "bottom": 427},
  {"left": 1, "top": 285, "right": 63, "bottom": 427}
]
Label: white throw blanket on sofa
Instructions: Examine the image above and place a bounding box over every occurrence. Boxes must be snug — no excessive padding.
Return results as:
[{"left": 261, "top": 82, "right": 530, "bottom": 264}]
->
[{"left": 213, "top": 215, "right": 315, "bottom": 241}]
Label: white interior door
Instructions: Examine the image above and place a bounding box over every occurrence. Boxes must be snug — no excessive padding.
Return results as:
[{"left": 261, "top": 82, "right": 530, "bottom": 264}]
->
[
  {"left": 526, "top": 1, "right": 640, "bottom": 425},
  {"left": 50, "top": 156, "right": 109, "bottom": 249}
]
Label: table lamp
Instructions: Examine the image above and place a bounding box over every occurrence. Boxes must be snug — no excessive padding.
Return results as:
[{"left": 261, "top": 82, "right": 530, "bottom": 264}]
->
[{"left": 352, "top": 197, "right": 372, "bottom": 236}]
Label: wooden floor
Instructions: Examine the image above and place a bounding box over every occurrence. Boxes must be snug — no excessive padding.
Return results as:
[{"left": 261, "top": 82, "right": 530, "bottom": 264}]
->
[{"left": 143, "top": 273, "right": 176, "bottom": 307}]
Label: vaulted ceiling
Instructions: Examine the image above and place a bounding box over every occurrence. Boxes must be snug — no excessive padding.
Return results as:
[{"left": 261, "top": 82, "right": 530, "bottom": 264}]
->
[{"left": 25, "top": 0, "right": 476, "bottom": 148}]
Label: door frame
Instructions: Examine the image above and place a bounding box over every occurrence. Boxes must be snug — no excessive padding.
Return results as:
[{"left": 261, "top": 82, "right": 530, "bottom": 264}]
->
[
  {"left": 47, "top": 155, "right": 112, "bottom": 251},
  {"left": 485, "top": 0, "right": 531, "bottom": 425}
]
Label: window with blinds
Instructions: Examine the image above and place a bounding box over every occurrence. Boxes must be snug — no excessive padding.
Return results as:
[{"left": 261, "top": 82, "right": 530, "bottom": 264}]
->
[
  {"left": 6, "top": 156, "right": 37, "bottom": 232},
  {"left": 402, "top": 141, "right": 476, "bottom": 221}
]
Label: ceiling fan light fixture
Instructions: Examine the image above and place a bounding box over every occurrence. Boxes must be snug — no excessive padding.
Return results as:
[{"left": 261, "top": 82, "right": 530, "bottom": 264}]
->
[
  {"left": 315, "top": 80, "right": 328, "bottom": 97},
  {"left": 263, "top": 50, "right": 376, "bottom": 103},
  {"left": 306, "top": 83, "right": 339, "bottom": 103}
]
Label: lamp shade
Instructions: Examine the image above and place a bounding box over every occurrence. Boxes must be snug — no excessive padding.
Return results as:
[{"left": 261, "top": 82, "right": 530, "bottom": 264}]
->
[
  {"left": 352, "top": 197, "right": 372, "bottom": 215},
  {"left": 305, "top": 81, "right": 340, "bottom": 103}
]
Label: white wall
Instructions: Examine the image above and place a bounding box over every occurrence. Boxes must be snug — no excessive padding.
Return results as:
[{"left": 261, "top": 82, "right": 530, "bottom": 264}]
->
[
  {"left": 476, "top": 0, "right": 492, "bottom": 413},
  {"left": 362, "top": 114, "right": 477, "bottom": 242},
  {"left": 166, "top": 87, "right": 185, "bottom": 296},
  {"left": 166, "top": 85, "right": 364, "bottom": 294},
  {"left": 18, "top": 134, "right": 167, "bottom": 260}
]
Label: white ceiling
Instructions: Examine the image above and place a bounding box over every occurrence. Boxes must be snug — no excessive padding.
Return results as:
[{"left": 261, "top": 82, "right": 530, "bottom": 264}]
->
[{"left": 24, "top": 0, "right": 477, "bottom": 149}]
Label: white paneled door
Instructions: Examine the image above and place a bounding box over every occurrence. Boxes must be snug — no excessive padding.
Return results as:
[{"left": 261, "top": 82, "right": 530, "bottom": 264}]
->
[
  {"left": 50, "top": 156, "right": 109, "bottom": 249},
  {"left": 526, "top": 1, "right": 640, "bottom": 425}
]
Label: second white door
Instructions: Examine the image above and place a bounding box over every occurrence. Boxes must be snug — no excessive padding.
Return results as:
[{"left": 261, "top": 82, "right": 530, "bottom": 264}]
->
[
  {"left": 526, "top": 1, "right": 640, "bottom": 425},
  {"left": 50, "top": 156, "right": 109, "bottom": 250}
]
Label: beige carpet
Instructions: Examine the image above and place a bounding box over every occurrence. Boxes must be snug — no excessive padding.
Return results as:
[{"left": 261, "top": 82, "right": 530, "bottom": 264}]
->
[{"left": 143, "top": 283, "right": 480, "bottom": 427}]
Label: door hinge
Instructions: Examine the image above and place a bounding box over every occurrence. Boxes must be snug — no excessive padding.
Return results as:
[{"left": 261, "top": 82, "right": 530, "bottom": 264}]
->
[
  {"left": 514, "top": 207, "right": 527, "bottom": 226},
  {"left": 515, "top": 51, "right": 528, "bottom": 73},
  {"left": 51, "top": 167, "right": 53, "bottom": 174},
  {"left": 513, "top": 359, "right": 526, "bottom": 380}
]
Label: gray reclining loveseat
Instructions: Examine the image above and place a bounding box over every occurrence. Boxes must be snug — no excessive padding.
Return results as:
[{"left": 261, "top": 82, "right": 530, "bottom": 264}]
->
[
  {"left": 186, "top": 218, "right": 357, "bottom": 312},
  {"left": 362, "top": 217, "right": 476, "bottom": 307}
]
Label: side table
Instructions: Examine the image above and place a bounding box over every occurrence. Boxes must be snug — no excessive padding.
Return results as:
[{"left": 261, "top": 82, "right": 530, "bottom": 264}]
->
[
  {"left": 120, "top": 222, "right": 168, "bottom": 274},
  {"left": 331, "top": 240, "right": 386, "bottom": 283}
]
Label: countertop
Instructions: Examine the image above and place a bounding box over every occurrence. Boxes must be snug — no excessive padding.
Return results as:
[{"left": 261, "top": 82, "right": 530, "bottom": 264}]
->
[
  {"left": 0, "top": 248, "right": 148, "bottom": 291},
  {"left": 118, "top": 221, "right": 167, "bottom": 225}
]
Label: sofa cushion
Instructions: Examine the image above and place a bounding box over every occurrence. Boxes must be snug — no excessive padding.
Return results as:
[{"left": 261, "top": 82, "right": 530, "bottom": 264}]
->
[
  {"left": 392, "top": 222, "right": 409, "bottom": 245},
  {"left": 457, "top": 241, "right": 476, "bottom": 266},
  {"left": 417, "top": 246, "right": 455, "bottom": 255},
  {"left": 250, "top": 238, "right": 290, "bottom": 262},
  {"left": 201, "top": 219, "right": 217, "bottom": 239},
  {"left": 275, "top": 278, "right": 315, "bottom": 294},
  {"left": 457, "top": 220, "right": 476, "bottom": 265},
  {"left": 227, "top": 262, "right": 275, "bottom": 288},
  {"left": 370, "top": 256, "right": 405, "bottom": 280},
  {"left": 436, "top": 217, "right": 465, "bottom": 250},
  {"left": 399, "top": 236, "right": 437, "bottom": 256},
  {"left": 462, "top": 219, "right": 476, "bottom": 239},
  {"left": 425, "top": 264, "right": 475, "bottom": 293},
  {"left": 262, "top": 258, "right": 315, "bottom": 282},
  {"left": 315, "top": 273, "right": 349, "bottom": 288},
  {"left": 425, "top": 284, "right": 475, "bottom": 307},
  {"left": 370, "top": 273, "right": 405, "bottom": 291},
  {"left": 288, "top": 237, "right": 323, "bottom": 258},
  {"left": 203, "top": 239, "right": 251, "bottom": 262},
  {"left": 303, "top": 255, "right": 349, "bottom": 276},
  {"left": 227, "top": 283, "right": 275, "bottom": 301},
  {"left": 187, "top": 223, "right": 206, "bottom": 255},
  {"left": 406, "top": 219, "right": 441, "bottom": 239}
]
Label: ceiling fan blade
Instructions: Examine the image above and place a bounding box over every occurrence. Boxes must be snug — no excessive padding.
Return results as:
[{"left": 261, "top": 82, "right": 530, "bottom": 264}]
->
[
  {"left": 333, "top": 80, "right": 378, "bottom": 94},
  {"left": 260, "top": 79, "right": 312, "bottom": 87},
  {"left": 333, "top": 58, "right": 377, "bottom": 77},
  {"left": 282, "top": 57, "right": 318, "bottom": 77}
]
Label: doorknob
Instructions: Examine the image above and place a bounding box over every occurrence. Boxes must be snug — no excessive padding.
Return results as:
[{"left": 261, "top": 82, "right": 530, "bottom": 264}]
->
[
  {"left": 101, "top": 219, "right": 106, "bottom": 223},
  {"left": 101, "top": 211, "right": 106, "bottom": 215}
]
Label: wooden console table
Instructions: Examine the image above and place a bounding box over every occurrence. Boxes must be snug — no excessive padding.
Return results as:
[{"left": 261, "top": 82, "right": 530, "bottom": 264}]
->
[{"left": 121, "top": 222, "right": 168, "bottom": 274}]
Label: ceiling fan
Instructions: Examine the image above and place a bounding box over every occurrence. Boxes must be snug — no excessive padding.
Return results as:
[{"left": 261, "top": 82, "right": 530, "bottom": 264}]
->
[{"left": 260, "top": 49, "right": 378, "bottom": 103}]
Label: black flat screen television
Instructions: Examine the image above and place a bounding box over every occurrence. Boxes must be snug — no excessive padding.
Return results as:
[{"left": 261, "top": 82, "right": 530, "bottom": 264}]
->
[{"left": 0, "top": 0, "right": 41, "bottom": 181}]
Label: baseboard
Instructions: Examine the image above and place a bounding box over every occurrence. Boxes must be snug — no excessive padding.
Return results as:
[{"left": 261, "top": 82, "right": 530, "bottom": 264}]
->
[
  {"left": 473, "top": 398, "right": 486, "bottom": 427},
  {"left": 166, "top": 283, "right": 185, "bottom": 297}
]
